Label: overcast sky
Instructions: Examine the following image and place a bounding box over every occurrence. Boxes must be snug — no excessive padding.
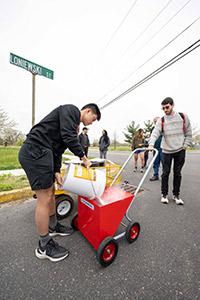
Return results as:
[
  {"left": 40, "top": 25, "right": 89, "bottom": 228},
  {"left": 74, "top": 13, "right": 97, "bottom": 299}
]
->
[{"left": 1, "top": 0, "right": 200, "bottom": 142}]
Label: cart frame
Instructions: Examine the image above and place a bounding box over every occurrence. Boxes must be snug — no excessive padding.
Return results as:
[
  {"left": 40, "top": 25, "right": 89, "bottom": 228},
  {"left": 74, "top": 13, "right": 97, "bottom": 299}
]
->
[{"left": 110, "top": 147, "right": 158, "bottom": 241}]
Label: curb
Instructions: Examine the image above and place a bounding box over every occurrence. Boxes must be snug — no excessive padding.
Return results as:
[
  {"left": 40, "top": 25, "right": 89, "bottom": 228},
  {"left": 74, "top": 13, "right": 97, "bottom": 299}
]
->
[{"left": 0, "top": 187, "right": 33, "bottom": 204}]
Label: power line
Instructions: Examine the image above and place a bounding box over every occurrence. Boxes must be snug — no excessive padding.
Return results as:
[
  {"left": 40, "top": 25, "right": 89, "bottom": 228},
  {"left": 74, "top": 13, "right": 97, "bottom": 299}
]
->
[
  {"left": 97, "top": 15, "right": 200, "bottom": 103},
  {"left": 97, "top": 0, "right": 193, "bottom": 104},
  {"left": 122, "top": 0, "right": 173, "bottom": 57},
  {"left": 100, "top": 38, "right": 200, "bottom": 110},
  {"left": 129, "top": 0, "right": 193, "bottom": 59},
  {"left": 104, "top": 0, "right": 139, "bottom": 51}
]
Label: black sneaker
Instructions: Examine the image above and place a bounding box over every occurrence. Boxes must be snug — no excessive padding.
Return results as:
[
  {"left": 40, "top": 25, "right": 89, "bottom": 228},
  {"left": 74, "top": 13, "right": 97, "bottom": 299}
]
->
[
  {"left": 150, "top": 175, "right": 159, "bottom": 181},
  {"left": 35, "top": 239, "right": 69, "bottom": 262},
  {"left": 49, "top": 222, "right": 74, "bottom": 237}
]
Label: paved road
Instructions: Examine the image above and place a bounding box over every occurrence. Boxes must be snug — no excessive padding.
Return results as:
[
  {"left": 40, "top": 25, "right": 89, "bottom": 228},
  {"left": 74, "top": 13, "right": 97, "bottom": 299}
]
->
[{"left": 0, "top": 151, "right": 200, "bottom": 300}]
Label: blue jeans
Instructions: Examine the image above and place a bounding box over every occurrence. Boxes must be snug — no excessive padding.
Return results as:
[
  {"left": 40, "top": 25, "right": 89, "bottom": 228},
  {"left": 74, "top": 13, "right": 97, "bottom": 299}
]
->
[
  {"left": 153, "top": 148, "right": 162, "bottom": 177},
  {"left": 100, "top": 150, "right": 107, "bottom": 159}
]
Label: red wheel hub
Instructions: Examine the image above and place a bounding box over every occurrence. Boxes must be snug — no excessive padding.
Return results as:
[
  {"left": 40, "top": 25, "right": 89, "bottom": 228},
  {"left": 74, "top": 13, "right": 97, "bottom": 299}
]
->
[
  {"left": 130, "top": 224, "right": 139, "bottom": 240},
  {"left": 102, "top": 243, "right": 116, "bottom": 262}
]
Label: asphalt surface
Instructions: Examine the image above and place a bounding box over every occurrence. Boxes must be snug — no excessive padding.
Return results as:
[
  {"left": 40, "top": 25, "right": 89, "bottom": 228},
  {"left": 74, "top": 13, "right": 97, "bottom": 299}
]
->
[{"left": 0, "top": 150, "right": 200, "bottom": 300}]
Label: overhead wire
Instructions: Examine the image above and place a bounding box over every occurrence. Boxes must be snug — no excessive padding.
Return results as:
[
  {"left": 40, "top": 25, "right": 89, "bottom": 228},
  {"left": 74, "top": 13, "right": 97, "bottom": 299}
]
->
[
  {"left": 122, "top": 0, "right": 174, "bottom": 57},
  {"left": 97, "top": 0, "right": 194, "bottom": 104},
  {"left": 97, "top": 15, "right": 200, "bottom": 104},
  {"left": 129, "top": 0, "right": 193, "bottom": 59},
  {"left": 104, "top": 0, "right": 139, "bottom": 51},
  {"left": 100, "top": 38, "right": 200, "bottom": 110},
  {"left": 97, "top": 0, "right": 174, "bottom": 102}
]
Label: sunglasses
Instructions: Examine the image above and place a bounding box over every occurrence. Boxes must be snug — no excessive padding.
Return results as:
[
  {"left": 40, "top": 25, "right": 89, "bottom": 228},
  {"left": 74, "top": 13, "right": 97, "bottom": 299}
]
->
[{"left": 162, "top": 105, "right": 170, "bottom": 110}]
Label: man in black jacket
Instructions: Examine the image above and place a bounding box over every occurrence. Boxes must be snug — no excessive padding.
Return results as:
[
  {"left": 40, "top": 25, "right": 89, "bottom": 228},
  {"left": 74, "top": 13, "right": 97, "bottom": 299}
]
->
[
  {"left": 79, "top": 127, "right": 90, "bottom": 157},
  {"left": 19, "top": 103, "right": 101, "bottom": 262}
]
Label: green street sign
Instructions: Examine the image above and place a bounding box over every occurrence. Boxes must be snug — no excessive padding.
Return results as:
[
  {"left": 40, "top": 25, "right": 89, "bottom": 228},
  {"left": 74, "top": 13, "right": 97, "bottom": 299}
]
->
[{"left": 10, "top": 53, "right": 54, "bottom": 79}]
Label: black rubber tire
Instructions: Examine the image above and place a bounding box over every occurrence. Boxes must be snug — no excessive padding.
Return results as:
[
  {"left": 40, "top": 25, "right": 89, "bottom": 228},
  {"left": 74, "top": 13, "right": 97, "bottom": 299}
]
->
[
  {"left": 125, "top": 222, "right": 140, "bottom": 244},
  {"left": 97, "top": 237, "right": 118, "bottom": 267},
  {"left": 71, "top": 212, "right": 79, "bottom": 231},
  {"left": 55, "top": 194, "right": 74, "bottom": 220}
]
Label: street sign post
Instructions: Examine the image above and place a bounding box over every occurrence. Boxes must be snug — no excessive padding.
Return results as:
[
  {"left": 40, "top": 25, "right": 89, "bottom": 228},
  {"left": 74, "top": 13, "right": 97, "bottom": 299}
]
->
[{"left": 10, "top": 53, "right": 54, "bottom": 126}]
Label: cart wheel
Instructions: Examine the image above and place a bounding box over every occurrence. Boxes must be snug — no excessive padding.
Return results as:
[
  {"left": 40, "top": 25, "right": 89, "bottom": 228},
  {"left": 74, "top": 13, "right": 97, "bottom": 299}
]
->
[
  {"left": 71, "top": 213, "right": 79, "bottom": 231},
  {"left": 55, "top": 194, "right": 74, "bottom": 220},
  {"left": 97, "top": 237, "right": 118, "bottom": 267},
  {"left": 125, "top": 222, "right": 140, "bottom": 243}
]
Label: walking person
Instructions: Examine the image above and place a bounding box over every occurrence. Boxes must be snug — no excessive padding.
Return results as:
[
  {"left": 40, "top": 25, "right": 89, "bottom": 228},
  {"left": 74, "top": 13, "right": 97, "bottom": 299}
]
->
[
  {"left": 99, "top": 130, "right": 110, "bottom": 159},
  {"left": 18, "top": 103, "right": 101, "bottom": 262},
  {"left": 149, "top": 117, "right": 162, "bottom": 181},
  {"left": 148, "top": 97, "right": 192, "bottom": 205},
  {"left": 131, "top": 128, "right": 145, "bottom": 173},
  {"left": 143, "top": 135, "right": 150, "bottom": 169},
  {"left": 79, "top": 127, "right": 90, "bottom": 157}
]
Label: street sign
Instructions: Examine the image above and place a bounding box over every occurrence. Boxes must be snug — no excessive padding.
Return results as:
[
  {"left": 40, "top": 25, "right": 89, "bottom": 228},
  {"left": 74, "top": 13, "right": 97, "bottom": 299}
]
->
[{"left": 10, "top": 53, "right": 54, "bottom": 80}]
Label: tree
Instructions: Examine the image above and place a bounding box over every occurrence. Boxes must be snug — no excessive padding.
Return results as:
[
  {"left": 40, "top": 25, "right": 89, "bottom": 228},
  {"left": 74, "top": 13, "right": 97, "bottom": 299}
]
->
[
  {"left": 0, "top": 106, "right": 19, "bottom": 145},
  {"left": 3, "top": 127, "right": 25, "bottom": 145},
  {"left": 123, "top": 121, "right": 140, "bottom": 145},
  {"left": 192, "top": 124, "right": 200, "bottom": 146},
  {"left": 143, "top": 120, "right": 154, "bottom": 137},
  {"left": 0, "top": 107, "right": 16, "bottom": 132}
]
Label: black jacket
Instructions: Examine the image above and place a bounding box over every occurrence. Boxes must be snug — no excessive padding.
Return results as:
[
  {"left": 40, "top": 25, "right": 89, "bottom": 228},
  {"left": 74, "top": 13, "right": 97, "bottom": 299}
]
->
[
  {"left": 25, "top": 104, "right": 85, "bottom": 172},
  {"left": 79, "top": 133, "right": 90, "bottom": 148}
]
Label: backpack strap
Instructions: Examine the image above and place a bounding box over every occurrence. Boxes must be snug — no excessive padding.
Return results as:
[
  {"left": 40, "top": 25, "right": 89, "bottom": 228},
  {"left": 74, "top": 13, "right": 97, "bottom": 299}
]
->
[
  {"left": 179, "top": 112, "right": 186, "bottom": 134},
  {"left": 161, "top": 116, "right": 164, "bottom": 133}
]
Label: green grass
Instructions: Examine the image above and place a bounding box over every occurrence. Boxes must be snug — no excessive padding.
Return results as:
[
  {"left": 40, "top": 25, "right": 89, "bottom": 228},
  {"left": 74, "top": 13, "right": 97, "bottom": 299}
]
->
[
  {"left": 0, "top": 174, "right": 29, "bottom": 192},
  {"left": 0, "top": 146, "right": 21, "bottom": 170},
  {"left": 109, "top": 145, "right": 130, "bottom": 151}
]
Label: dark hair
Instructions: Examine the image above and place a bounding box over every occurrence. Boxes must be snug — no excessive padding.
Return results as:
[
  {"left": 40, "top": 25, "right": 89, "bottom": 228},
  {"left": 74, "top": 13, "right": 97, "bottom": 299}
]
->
[
  {"left": 103, "top": 129, "right": 108, "bottom": 136},
  {"left": 135, "top": 128, "right": 144, "bottom": 138},
  {"left": 102, "top": 130, "right": 109, "bottom": 143},
  {"left": 83, "top": 127, "right": 88, "bottom": 130},
  {"left": 161, "top": 97, "right": 174, "bottom": 106},
  {"left": 81, "top": 103, "right": 101, "bottom": 121}
]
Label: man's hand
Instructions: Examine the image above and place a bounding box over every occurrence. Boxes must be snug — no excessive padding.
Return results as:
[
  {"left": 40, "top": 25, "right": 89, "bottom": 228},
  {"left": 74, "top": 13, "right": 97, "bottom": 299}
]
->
[
  {"left": 55, "top": 172, "right": 63, "bottom": 188},
  {"left": 81, "top": 156, "right": 91, "bottom": 168}
]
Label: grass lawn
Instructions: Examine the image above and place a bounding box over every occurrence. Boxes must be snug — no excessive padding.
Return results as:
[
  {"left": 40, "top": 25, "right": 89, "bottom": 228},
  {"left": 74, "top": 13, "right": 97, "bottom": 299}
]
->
[
  {"left": 0, "top": 174, "right": 29, "bottom": 192},
  {"left": 0, "top": 146, "right": 21, "bottom": 170}
]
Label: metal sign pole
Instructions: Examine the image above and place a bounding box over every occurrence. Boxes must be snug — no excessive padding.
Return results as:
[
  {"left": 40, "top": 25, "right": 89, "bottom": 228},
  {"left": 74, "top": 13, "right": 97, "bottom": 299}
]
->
[{"left": 32, "top": 72, "right": 36, "bottom": 126}]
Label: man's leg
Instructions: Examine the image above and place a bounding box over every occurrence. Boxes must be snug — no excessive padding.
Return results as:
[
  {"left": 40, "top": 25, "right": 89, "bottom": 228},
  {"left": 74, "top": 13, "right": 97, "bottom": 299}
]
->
[
  {"left": 100, "top": 150, "right": 103, "bottom": 158},
  {"left": 35, "top": 185, "right": 70, "bottom": 262},
  {"left": 161, "top": 153, "right": 172, "bottom": 197},
  {"left": 35, "top": 185, "right": 55, "bottom": 236},
  {"left": 84, "top": 147, "right": 88, "bottom": 157},
  {"left": 173, "top": 149, "right": 185, "bottom": 198},
  {"left": 103, "top": 150, "right": 107, "bottom": 159}
]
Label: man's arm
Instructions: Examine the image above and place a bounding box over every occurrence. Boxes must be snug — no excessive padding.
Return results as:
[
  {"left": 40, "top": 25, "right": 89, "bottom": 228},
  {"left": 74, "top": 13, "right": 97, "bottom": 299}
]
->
[
  {"left": 59, "top": 105, "right": 85, "bottom": 158},
  {"left": 148, "top": 119, "right": 162, "bottom": 149},
  {"left": 183, "top": 114, "right": 192, "bottom": 148},
  {"left": 53, "top": 153, "right": 62, "bottom": 173}
]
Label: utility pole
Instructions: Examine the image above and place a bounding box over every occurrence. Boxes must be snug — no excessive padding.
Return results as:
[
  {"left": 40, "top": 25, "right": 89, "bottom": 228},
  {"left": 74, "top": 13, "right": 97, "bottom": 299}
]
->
[{"left": 114, "top": 130, "right": 117, "bottom": 150}]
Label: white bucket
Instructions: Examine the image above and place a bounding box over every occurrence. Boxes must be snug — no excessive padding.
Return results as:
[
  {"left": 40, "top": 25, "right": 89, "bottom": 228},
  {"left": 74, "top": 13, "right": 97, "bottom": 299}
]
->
[{"left": 61, "top": 164, "right": 106, "bottom": 199}]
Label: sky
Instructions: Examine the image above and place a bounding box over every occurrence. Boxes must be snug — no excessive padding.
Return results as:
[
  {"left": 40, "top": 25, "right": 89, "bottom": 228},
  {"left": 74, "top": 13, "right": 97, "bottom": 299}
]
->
[{"left": 0, "top": 0, "right": 200, "bottom": 143}]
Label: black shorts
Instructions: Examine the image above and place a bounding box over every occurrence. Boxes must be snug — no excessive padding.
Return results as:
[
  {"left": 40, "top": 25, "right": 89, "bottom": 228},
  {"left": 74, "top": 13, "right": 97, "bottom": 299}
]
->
[{"left": 18, "top": 143, "right": 55, "bottom": 190}]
